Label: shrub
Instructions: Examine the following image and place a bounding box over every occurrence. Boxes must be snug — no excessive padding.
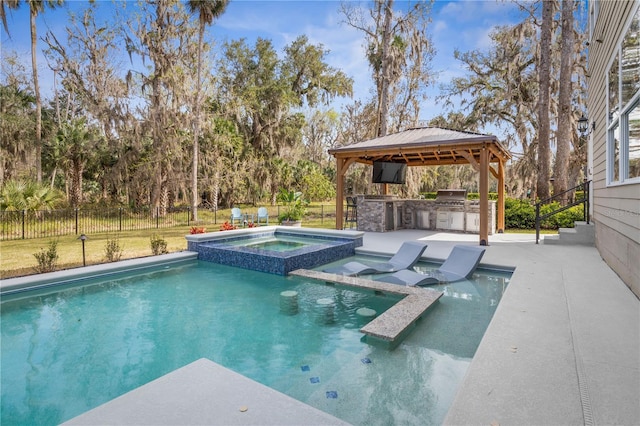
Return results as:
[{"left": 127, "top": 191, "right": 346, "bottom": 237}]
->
[
  {"left": 504, "top": 198, "right": 536, "bottom": 229},
  {"left": 219, "top": 221, "right": 237, "bottom": 231},
  {"left": 33, "top": 240, "right": 59, "bottom": 273},
  {"left": 419, "top": 192, "right": 438, "bottom": 199},
  {"left": 104, "top": 236, "right": 123, "bottom": 262},
  {"left": 466, "top": 192, "right": 499, "bottom": 200},
  {"left": 540, "top": 202, "right": 584, "bottom": 229},
  {"left": 1, "top": 179, "right": 64, "bottom": 211},
  {"left": 189, "top": 226, "right": 206, "bottom": 234},
  {"left": 503, "top": 199, "right": 585, "bottom": 230},
  {"left": 150, "top": 234, "right": 168, "bottom": 255},
  {"left": 277, "top": 189, "right": 307, "bottom": 222}
]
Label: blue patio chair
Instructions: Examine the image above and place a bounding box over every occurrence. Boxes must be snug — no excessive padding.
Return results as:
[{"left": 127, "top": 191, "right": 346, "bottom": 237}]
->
[
  {"left": 257, "top": 207, "right": 269, "bottom": 225},
  {"left": 230, "top": 207, "right": 243, "bottom": 226}
]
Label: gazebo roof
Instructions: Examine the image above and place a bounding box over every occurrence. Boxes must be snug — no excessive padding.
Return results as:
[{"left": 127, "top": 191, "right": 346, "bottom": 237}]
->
[{"left": 328, "top": 127, "right": 511, "bottom": 167}]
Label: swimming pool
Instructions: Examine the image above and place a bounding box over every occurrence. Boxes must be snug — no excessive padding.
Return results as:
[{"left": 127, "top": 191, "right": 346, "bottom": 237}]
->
[{"left": 0, "top": 256, "right": 510, "bottom": 425}]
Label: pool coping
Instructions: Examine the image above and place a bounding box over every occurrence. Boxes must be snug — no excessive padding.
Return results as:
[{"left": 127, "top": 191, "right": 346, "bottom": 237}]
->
[
  {"left": 0, "top": 251, "right": 198, "bottom": 295},
  {"left": 185, "top": 225, "right": 364, "bottom": 243}
]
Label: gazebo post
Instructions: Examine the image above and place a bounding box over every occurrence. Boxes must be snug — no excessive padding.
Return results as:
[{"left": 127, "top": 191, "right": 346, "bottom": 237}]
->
[
  {"left": 497, "top": 159, "right": 505, "bottom": 233},
  {"left": 479, "top": 146, "right": 489, "bottom": 245},
  {"left": 335, "top": 158, "right": 345, "bottom": 230}
]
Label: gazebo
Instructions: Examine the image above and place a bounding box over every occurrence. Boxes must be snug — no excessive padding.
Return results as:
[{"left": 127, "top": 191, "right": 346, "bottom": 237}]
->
[{"left": 328, "top": 127, "right": 512, "bottom": 245}]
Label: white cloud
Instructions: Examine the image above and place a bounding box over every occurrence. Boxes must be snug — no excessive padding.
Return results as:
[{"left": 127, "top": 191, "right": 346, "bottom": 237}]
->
[{"left": 433, "top": 19, "right": 449, "bottom": 35}]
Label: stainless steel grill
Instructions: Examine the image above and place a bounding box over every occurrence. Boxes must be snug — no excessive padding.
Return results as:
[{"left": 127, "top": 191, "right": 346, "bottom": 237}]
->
[{"left": 435, "top": 189, "right": 467, "bottom": 205}]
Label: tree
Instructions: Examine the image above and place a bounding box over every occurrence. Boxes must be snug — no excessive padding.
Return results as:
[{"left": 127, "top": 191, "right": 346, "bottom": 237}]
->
[
  {"left": 187, "top": 0, "right": 228, "bottom": 221},
  {"left": 537, "top": 0, "right": 554, "bottom": 200},
  {"left": 1, "top": 0, "right": 64, "bottom": 183},
  {"left": 303, "top": 109, "right": 340, "bottom": 166},
  {"left": 0, "top": 52, "right": 35, "bottom": 186},
  {"left": 0, "top": 179, "right": 63, "bottom": 211},
  {"left": 553, "top": 0, "right": 576, "bottom": 200},
  {"left": 439, "top": 1, "right": 587, "bottom": 200},
  {"left": 441, "top": 21, "right": 539, "bottom": 162},
  {"left": 125, "top": 0, "right": 199, "bottom": 215},
  {"left": 342, "top": 0, "right": 435, "bottom": 136},
  {"left": 43, "top": 2, "right": 130, "bottom": 203},
  {"left": 216, "top": 35, "right": 352, "bottom": 203},
  {"left": 293, "top": 160, "right": 336, "bottom": 201},
  {"left": 52, "top": 118, "right": 98, "bottom": 207}
]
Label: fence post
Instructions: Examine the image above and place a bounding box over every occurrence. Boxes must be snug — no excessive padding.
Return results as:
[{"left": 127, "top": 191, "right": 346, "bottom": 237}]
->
[
  {"left": 187, "top": 207, "right": 190, "bottom": 227},
  {"left": 156, "top": 207, "right": 160, "bottom": 228},
  {"left": 321, "top": 205, "right": 324, "bottom": 224},
  {"left": 22, "top": 210, "right": 26, "bottom": 239},
  {"left": 75, "top": 208, "right": 79, "bottom": 235},
  {"left": 119, "top": 208, "right": 123, "bottom": 232}
]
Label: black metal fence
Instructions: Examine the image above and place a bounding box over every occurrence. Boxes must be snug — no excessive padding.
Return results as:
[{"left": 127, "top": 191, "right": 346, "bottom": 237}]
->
[{"left": 0, "top": 205, "right": 338, "bottom": 241}]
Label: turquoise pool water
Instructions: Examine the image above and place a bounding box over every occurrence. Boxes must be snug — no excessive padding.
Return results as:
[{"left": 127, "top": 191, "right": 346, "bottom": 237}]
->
[
  {"left": 1, "top": 258, "right": 510, "bottom": 425},
  {"left": 225, "top": 235, "right": 312, "bottom": 251}
]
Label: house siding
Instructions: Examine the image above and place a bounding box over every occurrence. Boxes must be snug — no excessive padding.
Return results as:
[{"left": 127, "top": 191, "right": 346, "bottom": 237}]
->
[{"left": 587, "top": 0, "right": 640, "bottom": 296}]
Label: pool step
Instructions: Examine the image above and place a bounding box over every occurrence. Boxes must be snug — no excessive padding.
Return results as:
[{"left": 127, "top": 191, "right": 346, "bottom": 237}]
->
[{"left": 289, "top": 269, "right": 443, "bottom": 344}]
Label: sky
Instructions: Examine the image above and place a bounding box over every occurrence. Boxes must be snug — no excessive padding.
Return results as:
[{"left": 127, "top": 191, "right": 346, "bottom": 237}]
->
[{"left": 0, "top": 0, "right": 528, "bottom": 128}]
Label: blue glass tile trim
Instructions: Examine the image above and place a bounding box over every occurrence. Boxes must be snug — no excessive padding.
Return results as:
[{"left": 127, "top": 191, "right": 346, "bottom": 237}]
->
[
  {"left": 310, "top": 377, "right": 320, "bottom": 384},
  {"left": 301, "top": 365, "right": 310, "bottom": 372},
  {"left": 326, "top": 391, "right": 338, "bottom": 399},
  {"left": 190, "top": 231, "right": 363, "bottom": 275},
  {"left": 361, "top": 358, "right": 372, "bottom": 364}
]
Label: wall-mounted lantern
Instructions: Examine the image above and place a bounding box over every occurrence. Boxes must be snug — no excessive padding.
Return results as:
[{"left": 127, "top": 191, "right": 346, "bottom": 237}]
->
[{"left": 578, "top": 114, "right": 595, "bottom": 136}]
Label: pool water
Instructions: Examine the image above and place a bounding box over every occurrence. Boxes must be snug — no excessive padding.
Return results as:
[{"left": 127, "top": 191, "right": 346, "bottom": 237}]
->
[
  {"left": 228, "top": 236, "right": 309, "bottom": 252},
  {"left": 1, "top": 258, "right": 510, "bottom": 425}
]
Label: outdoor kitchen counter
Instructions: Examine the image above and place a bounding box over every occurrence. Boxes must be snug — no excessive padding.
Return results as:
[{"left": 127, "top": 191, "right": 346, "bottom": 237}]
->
[{"left": 354, "top": 195, "right": 496, "bottom": 234}]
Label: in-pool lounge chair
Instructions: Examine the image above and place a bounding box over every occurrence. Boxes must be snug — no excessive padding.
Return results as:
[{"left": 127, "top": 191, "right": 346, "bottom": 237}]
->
[
  {"left": 376, "top": 245, "right": 485, "bottom": 286},
  {"left": 322, "top": 241, "right": 428, "bottom": 276}
]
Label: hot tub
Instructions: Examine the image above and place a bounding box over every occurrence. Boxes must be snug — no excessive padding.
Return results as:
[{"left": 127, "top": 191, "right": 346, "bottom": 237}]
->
[{"left": 186, "top": 226, "right": 363, "bottom": 275}]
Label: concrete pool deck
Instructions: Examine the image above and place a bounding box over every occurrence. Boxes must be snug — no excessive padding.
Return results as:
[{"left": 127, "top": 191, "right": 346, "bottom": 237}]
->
[
  {"left": 29, "top": 229, "right": 639, "bottom": 425},
  {"left": 361, "top": 229, "right": 639, "bottom": 425}
]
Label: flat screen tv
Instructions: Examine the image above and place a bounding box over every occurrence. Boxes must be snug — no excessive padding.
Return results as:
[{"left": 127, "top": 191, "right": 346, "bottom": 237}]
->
[{"left": 372, "top": 161, "right": 407, "bottom": 184}]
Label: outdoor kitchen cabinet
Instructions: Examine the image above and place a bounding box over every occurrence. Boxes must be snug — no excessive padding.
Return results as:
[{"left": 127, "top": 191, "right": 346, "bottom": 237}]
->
[
  {"left": 466, "top": 212, "right": 480, "bottom": 232},
  {"left": 415, "top": 210, "right": 430, "bottom": 229},
  {"left": 436, "top": 210, "right": 465, "bottom": 231}
]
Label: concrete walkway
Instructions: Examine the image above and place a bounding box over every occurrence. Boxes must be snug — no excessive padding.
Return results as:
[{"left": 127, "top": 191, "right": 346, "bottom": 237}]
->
[{"left": 361, "top": 229, "right": 639, "bottom": 425}]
